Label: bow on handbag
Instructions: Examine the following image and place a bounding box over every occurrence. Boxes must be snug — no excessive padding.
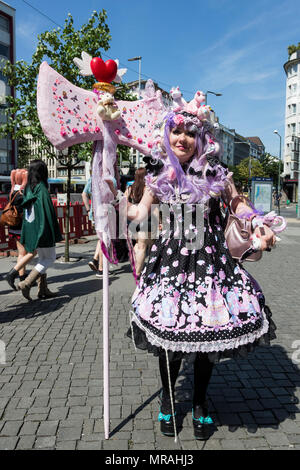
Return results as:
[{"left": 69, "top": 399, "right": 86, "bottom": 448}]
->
[{"left": 224, "top": 196, "right": 287, "bottom": 263}]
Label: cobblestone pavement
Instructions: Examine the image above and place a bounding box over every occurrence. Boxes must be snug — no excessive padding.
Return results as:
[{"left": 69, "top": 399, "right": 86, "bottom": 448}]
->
[{"left": 0, "top": 205, "right": 300, "bottom": 451}]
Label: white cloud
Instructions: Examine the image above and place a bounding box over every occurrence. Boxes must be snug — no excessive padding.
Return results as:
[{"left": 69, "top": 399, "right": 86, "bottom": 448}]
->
[
  {"left": 197, "top": 43, "right": 278, "bottom": 90},
  {"left": 248, "top": 91, "right": 285, "bottom": 101}
]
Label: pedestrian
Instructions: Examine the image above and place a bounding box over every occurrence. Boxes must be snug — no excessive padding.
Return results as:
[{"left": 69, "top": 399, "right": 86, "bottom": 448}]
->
[
  {"left": 6, "top": 159, "right": 62, "bottom": 300},
  {"left": 125, "top": 167, "right": 155, "bottom": 278},
  {"left": 82, "top": 173, "right": 104, "bottom": 278},
  {"left": 106, "top": 97, "right": 279, "bottom": 441},
  {"left": 6, "top": 169, "right": 29, "bottom": 286}
]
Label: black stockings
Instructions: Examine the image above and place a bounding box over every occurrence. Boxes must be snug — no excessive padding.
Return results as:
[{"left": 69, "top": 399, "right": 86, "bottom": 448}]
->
[{"left": 159, "top": 353, "right": 214, "bottom": 415}]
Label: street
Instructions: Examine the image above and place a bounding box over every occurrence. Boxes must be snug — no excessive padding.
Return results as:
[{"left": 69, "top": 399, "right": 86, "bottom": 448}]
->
[{"left": 0, "top": 204, "right": 299, "bottom": 450}]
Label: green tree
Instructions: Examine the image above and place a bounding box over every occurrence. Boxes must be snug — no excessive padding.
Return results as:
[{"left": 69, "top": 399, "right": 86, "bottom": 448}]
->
[
  {"left": 228, "top": 164, "right": 240, "bottom": 182},
  {"left": 260, "top": 152, "right": 283, "bottom": 184},
  {"left": 288, "top": 42, "right": 300, "bottom": 57},
  {"left": 0, "top": 10, "right": 132, "bottom": 260},
  {"left": 235, "top": 158, "right": 265, "bottom": 187}
]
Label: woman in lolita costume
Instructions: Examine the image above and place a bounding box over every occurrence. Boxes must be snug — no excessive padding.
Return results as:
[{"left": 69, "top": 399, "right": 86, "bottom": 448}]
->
[
  {"left": 105, "top": 96, "right": 282, "bottom": 442},
  {"left": 6, "top": 160, "right": 62, "bottom": 301}
]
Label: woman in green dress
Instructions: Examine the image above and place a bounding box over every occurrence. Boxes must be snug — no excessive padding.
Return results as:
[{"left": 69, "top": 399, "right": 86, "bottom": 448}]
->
[{"left": 6, "top": 160, "right": 62, "bottom": 300}]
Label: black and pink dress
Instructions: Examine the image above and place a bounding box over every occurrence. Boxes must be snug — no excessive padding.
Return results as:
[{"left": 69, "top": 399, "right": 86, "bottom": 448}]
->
[{"left": 129, "top": 160, "right": 276, "bottom": 363}]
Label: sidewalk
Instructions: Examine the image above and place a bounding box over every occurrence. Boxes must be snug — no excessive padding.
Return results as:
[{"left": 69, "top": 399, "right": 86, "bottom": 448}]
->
[{"left": 0, "top": 213, "right": 300, "bottom": 450}]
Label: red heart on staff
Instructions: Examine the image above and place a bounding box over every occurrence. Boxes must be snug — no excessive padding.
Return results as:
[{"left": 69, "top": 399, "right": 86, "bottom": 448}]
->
[{"left": 90, "top": 57, "right": 117, "bottom": 83}]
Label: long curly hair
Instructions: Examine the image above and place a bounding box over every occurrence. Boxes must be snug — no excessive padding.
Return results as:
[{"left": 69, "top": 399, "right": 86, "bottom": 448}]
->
[{"left": 145, "top": 113, "right": 229, "bottom": 204}]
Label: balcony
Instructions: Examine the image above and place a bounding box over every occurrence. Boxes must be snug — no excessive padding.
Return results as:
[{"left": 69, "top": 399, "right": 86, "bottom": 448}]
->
[{"left": 291, "top": 161, "right": 299, "bottom": 171}]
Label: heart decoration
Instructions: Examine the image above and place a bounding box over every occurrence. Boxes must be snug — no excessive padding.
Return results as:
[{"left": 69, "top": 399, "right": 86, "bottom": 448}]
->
[{"left": 90, "top": 57, "right": 117, "bottom": 83}]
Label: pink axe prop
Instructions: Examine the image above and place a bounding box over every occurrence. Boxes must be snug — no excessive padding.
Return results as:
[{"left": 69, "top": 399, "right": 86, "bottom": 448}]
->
[{"left": 37, "top": 55, "right": 167, "bottom": 439}]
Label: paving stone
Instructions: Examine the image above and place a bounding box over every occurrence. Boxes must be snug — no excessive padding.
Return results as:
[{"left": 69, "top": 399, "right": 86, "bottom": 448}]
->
[
  {"left": 77, "top": 440, "right": 102, "bottom": 450},
  {"left": 19, "top": 421, "right": 40, "bottom": 436},
  {"left": 34, "top": 436, "right": 56, "bottom": 449},
  {"left": 0, "top": 420, "right": 23, "bottom": 436},
  {"left": 265, "top": 432, "right": 290, "bottom": 447},
  {"left": 202, "top": 438, "right": 223, "bottom": 450},
  {"left": 279, "top": 419, "right": 300, "bottom": 433},
  {"left": 37, "top": 420, "right": 59, "bottom": 436},
  {"left": 0, "top": 437, "right": 19, "bottom": 450},
  {"left": 16, "top": 436, "right": 35, "bottom": 450},
  {"left": 0, "top": 225, "right": 299, "bottom": 450},
  {"left": 220, "top": 439, "right": 246, "bottom": 450},
  {"left": 57, "top": 427, "right": 83, "bottom": 441},
  {"left": 243, "top": 437, "right": 269, "bottom": 449},
  {"left": 131, "top": 430, "right": 155, "bottom": 443},
  {"left": 55, "top": 441, "right": 77, "bottom": 450},
  {"left": 102, "top": 439, "right": 128, "bottom": 450},
  {"left": 3, "top": 409, "right": 27, "bottom": 421}
]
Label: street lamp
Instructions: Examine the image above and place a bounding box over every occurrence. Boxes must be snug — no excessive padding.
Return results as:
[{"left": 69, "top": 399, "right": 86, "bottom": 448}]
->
[
  {"left": 128, "top": 56, "right": 142, "bottom": 168},
  {"left": 128, "top": 56, "right": 142, "bottom": 98},
  {"left": 274, "top": 130, "right": 282, "bottom": 215},
  {"left": 205, "top": 90, "right": 222, "bottom": 105}
]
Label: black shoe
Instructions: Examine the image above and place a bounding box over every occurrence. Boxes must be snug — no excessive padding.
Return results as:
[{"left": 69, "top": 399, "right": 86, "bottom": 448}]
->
[
  {"left": 158, "top": 410, "right": 176, "bottom": 437},
  {"left": 6, "top": 268, "right": 18, "bottom": 291},
  {"left": 193, "top": 402, "right": 213, "bottom": 441},
  {"left": 88, "top": 259, "right": 98, "bottom": 272}
]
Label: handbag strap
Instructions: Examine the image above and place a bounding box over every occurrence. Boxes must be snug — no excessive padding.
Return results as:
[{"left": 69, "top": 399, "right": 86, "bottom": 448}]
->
[
  {"left": 9, "top": 190, "right": 22, "bottom": 205},
  {"left": 229, "top": 195, "right": 248, "bottom": 215}
]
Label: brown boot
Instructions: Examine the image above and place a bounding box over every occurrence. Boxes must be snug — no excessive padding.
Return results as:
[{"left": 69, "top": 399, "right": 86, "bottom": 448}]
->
[
  {"left": 17, "top": 269, "right": 41, "bottom": 301},
  {"left": 37, "top": 274, "right": 57, "bottom": 299}
]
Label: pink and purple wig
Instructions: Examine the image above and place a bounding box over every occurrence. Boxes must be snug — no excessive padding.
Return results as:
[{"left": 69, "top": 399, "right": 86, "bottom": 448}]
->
[{"left": 145, "top": 111, "right": 230, "bottom": 204}]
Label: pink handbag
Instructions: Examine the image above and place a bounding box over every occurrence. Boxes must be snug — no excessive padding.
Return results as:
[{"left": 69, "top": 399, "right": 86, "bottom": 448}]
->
[{"left": 224, "top": 196, "right": 263, "bottom": 263}]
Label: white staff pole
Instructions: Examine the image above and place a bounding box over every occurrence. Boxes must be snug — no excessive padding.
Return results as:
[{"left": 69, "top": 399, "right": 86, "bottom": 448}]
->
[{"left": 102, "top": 231, "right": 110, "bottom": 439}]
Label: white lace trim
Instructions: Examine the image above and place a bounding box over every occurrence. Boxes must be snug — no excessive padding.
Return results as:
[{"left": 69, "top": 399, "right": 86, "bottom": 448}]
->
[{"left": 129, "top": 309, "right": 270, "bottom": 354}]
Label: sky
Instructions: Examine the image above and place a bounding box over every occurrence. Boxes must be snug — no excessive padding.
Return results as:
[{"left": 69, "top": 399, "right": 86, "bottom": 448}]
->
[{"left": 5, "top": 0, "right": 300, "bottom": 156}]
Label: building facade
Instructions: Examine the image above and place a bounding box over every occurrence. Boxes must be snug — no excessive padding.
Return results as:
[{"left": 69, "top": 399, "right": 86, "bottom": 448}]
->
[
  {"left": 247, "top": 136, "right": 265, "bottom": 160},
  {"left": 26, "top": 132, "right": 88, "bottom": 193},
  {"left": 0, "top": 1, "right": 15, "bottom": 175},
  {"left": 218, "top": 124, "right": 235, "bottom": 166},
  {"left": 283, "top": 49, "right": 300, "bottom": 201}
]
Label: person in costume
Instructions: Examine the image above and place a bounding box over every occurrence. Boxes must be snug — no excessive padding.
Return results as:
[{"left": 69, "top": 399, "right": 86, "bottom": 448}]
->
[
  {"left": 82, "top": 175, "right": 104, "bottom": 278},
  {"left": 105, "top": 94, "right": 283, "bottom": 441},
  {"left": 6, "top": 169, "right": 29, "bottom": 284},
  {"left": 6, "top": 160, "right": 62, "bottom": 300},
  {"left": 125, "top": 167, "right": 156, "bottom": 278}
]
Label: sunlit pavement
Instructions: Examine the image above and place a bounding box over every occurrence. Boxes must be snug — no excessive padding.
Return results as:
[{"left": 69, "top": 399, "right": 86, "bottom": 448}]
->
[{"left": 0, "top": 206, "right": 299, "bottom": 450}]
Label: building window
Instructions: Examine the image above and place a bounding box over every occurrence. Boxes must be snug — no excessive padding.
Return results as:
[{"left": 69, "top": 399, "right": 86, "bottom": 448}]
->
[
  {"left": 73, "top": 167, "right": 84, "bottom": 175},
  {"left": 292, "top": 103, "right": 297, "bottom": 114},
  {"left": 0, "top": 43, "right": 9, "bottom": 59},
  {"left": 0, "top": 15, "right": 9, "bottom": 33}
]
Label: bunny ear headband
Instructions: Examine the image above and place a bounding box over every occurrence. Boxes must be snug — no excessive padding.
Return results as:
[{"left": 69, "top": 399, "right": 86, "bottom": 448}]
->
[{"left": 166, "top": 89, "right": 214, "bottom": 132}]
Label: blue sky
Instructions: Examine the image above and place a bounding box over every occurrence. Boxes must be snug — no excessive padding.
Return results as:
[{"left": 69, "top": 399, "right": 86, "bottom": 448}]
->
[{"left": 6, "top": 0, "right": 300, "bottom": 156}]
